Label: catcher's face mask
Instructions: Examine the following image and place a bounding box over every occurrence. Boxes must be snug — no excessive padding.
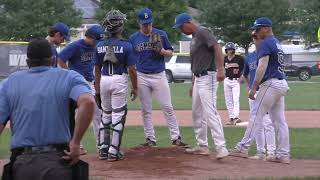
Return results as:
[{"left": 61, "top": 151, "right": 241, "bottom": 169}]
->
[{"left": 103, "top": 10, "right": 126, "bottom": 34}]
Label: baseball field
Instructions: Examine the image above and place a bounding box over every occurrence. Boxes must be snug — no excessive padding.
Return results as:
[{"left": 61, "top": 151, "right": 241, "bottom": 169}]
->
[{"left": 1, "top": 77, "right": 320, "bottom": 179}]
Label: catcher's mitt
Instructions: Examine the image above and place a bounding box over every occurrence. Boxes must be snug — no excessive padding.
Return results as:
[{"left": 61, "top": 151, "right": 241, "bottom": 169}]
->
[
  {"left": 103, "top": 45, "right": 119, "bottom": 64},
  {"left": 149, "top": 33, "right": 163, "bottom": 53}
]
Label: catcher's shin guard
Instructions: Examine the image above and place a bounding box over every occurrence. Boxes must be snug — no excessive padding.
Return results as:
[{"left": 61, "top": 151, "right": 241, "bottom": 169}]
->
[
  {"left": 109, "top": 105, "right": 127, "bottom": 155},
  {"left": 98, "top": 110, "right": 112, "bottom": 149}
]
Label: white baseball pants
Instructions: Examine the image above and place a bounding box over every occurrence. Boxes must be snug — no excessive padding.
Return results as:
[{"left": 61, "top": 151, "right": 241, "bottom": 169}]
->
[
  {"left": 100, "top": 74, "right": 128, "bottom": 155},
  {"left": 223, "top": 78, "right": 240, "bottom": 119},
  {"left": 192, "top": 71, "right": 227, "bottom": 150},
  {"left": 137, "top": 71, "right": 181, "bottom": 142},
  {"left": 249, "top": 96, "right": 276, "bottom": 155},
  {"left": 236, "top": 79, "right": 290, "bottom": 158}
]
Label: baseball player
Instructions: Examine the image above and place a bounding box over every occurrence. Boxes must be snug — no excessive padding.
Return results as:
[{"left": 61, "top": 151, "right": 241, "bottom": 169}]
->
[
  {"left": 129, "top": 8, "right": 187, "bottom": 147},
  {"left": 223, "top": 42, "right": 244, "bottom": 125},
  {"left": 94, "top": 10, "right": 138, "bottom": 161},
  {"left": 242, "top": 32, "right": 276, "bottom": 160},
  {"left": 47, "top": 22, "right": 70, "bottom": 67},
  {"left": 230, "top": 17, "right": 290, "bottom": 164},
  {"left": 58, "top": 25, "right": 105, "bottom": 154},
  {"left": 173, "top": 13, "right": 229, "bottom": 159}
]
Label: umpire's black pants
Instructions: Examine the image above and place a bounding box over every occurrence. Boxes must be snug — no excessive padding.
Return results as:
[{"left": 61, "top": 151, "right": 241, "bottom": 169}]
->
[{"left": 12, "top": 152, "right": 72, "bottom": 180}]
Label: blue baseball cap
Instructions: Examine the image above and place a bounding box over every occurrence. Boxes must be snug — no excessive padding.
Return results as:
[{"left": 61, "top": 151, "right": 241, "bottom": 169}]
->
[
  {"left": 86, "top": 25, "right": 105, "bottom": 40},
  {"left": 173, "top": 13, "right": 192, "bottom": 29},
  {"left": 138, "top": 8, "right": 153, "bottom": 24},
  {"left": 52, "top": 22, "right": 70, "bottom": 41},
  {"left": 251, "top": 17, "right": 272, "bottom": 30}
]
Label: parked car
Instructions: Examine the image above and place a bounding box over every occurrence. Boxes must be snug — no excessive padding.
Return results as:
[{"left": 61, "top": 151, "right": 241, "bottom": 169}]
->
[
  {"left": 165, "top": 51, "right": 320, "bottom": 82},
  {"left": 284, "top": 53, "right": 320, "bottom": 81},
  {"left": 165, "top": 53, "right": 192, "bottom": 83}
]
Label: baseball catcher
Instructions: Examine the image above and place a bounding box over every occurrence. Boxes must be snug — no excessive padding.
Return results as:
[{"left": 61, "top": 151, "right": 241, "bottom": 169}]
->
[{"left": 94, "top": 9, "right": 138, "bottom": 161}]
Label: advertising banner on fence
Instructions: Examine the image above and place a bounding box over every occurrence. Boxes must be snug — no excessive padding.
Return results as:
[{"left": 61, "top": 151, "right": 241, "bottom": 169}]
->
[{"left": 0, "top": 44, "right": 28, "bottom": 77}]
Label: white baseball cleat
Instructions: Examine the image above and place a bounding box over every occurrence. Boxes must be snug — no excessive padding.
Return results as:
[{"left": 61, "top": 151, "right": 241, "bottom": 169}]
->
[
  {"left": 265, "top": 155, "right": 290, "bottom": 164},
  {"left": 249, "top": 153, "right": 266, "bottom": 160},
  {"left": 185, "top": 146, "right": 210, "bottom": 155},
  {"left": 216, "top": 148, "right": 229, "bottom": 160},
  {"left": 229, "top": 148, "right": 249, "bottom": 158}
]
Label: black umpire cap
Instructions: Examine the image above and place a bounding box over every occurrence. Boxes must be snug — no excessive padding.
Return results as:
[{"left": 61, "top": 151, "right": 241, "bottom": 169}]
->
[{"left": 27, "top": 38, "right": 53, "bottom": 60}]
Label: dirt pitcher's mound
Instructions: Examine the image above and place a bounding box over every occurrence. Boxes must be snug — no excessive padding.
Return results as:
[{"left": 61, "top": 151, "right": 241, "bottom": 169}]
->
[{"left": 83, "top": 147, "right": 320, "bottom": 180}]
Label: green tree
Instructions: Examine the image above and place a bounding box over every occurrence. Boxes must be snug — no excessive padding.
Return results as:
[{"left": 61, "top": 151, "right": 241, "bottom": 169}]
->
[
  {"left": 198, "top": 0, "right": 291, "bottom": 53},
  {"left": 0, "top": 0, "right": 82, "bottom": 41},
  {"left": 96, "top": 0, "right": 188, "bottom": 43},
  {"left": 291, "top": 0, "right": 320, "bottom": 43}
]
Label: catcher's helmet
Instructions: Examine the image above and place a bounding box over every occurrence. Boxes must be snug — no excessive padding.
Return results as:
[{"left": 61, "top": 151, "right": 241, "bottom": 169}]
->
[
  {"left": 102, "top": 9, "right": 126, "bottom": 34},
  {"left": 225, "top": 42, "right": 236, "bottom": 54}
]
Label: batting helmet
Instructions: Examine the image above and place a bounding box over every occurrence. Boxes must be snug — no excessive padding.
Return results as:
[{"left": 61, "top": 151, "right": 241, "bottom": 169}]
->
[
  {"left": 102, "top": 9, "right": 126, "bottom": 34},
  {"left": 225, "top": 42, "right": 236, "bottom": 54}
]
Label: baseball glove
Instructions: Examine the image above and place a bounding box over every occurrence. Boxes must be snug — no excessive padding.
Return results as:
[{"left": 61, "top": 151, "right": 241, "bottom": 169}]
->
[
  {"left": 103, "top": 45, "right": 119, "bottom": 64},
  {"left": 149, "top": 32, "right": 163, "bottom": 53}
]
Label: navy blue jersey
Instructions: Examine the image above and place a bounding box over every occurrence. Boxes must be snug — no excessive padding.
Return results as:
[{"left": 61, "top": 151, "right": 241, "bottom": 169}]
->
[
  {"left": 95, "top": 38, "right": 136, "bottom": 76},
  {"left": 129, "top": 28, "right": 173, "bottom": 73},
  {"left": 257, "top": 36, "right": 285, "bottom": 81},
  {"left": 243, "top": 51, "right": 258, "bottom": 89},
  {"left": 50, "top": 44, "right": 58, "bottom": 67},
  {"left": 58, "top": 39, "right": 95, "bottom": 82}
]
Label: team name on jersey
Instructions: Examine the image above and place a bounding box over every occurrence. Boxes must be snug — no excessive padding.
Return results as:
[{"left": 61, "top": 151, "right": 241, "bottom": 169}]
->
[
  {"left": 97, "top": 46, "right": 124, "bottom": 54},
  {"left": 134, "top": 42, "right": 153, "bottom": 52},
  {"left": 81, "top": 52, "right": 94, "bottom": 62},
  {"left": 225, "top": 63, "right": 239, "bottom": 69},
  {"left": 248, "top": 61, "right": 257, "bottom": 71}
]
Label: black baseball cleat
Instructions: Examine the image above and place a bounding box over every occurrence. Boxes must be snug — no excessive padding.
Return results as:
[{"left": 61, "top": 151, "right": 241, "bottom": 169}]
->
[
  {"left": 99, "top": 147, "right": 109, "bottom": 160},
  {"left": 226, "top": 118, "right": 234, "bottom": 125},
  {"left": 140, "top": 138, "right": 157, "bottom": 147},
  {"left": 233, "top": 117, "right": 242, "bottom": 125},
  {"left": 172, "top": 136, "right": 188, "bottom": 147},
  {"left": 107, "top": 151, "right": 124, "bottom": 161}
]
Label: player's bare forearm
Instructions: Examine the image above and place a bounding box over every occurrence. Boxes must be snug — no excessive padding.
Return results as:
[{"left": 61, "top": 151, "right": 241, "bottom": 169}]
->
[
  {"left": 213, "top": 44, "right": 224, "bottom": 71},
  {"left": 253, "top": 55, "right": 269, "bottom": 90},
  {"left": 189, "top": 75, "right": 195, "bottom": 97},
  {"left": 128, "top": 65, "right": 138, "bottom": 101},
  {"left": 128, "top": 65, "right": 138, "bottom": 90},
  {"left": 58, "top": 59, "right": 68, "bottom": 69},
  {"left": 160, "top": 49, "right": 173, "bottom": 57},
  {"left": 213, "top": 44, "right": 225, "bottom": 81},
  {"left": 191, "top": 75, "right": 195, "bottom": 86},
  {"left": 0, "top": 124, "right": 4, "bottom": 135},
  {"left": 243, "top": 75, "right": 249, "bottom": 87},
  {"left": 72, "top": 93, "right": 95, "bottom": 145},
  {"left": 94, "top": 65, "right": 102, "bottom": 94}
]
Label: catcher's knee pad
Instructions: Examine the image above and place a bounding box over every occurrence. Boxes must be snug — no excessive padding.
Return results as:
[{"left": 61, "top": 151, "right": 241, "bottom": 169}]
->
[{"left": 110, "top": 105, "right": 127, "bottom": 152}]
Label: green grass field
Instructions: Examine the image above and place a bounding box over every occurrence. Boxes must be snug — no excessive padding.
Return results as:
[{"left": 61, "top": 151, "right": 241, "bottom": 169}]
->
[
  {"left": 0, "top": 77, "right": 319, "bottom": 165},
  {"left": 127, "top": 77, "right": 320, "bottom": 110},
  {"left": 1, "top": 75, "right": 319, "bottom": 110},
  {"left": 1, "top": 127, "right": 320, "bottom": 160}
]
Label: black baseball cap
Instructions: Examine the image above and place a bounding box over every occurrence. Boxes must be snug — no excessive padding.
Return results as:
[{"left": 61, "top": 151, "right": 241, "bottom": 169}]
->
[{"left": 27, "top": 38, "right": 53, "bottom": 60}]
